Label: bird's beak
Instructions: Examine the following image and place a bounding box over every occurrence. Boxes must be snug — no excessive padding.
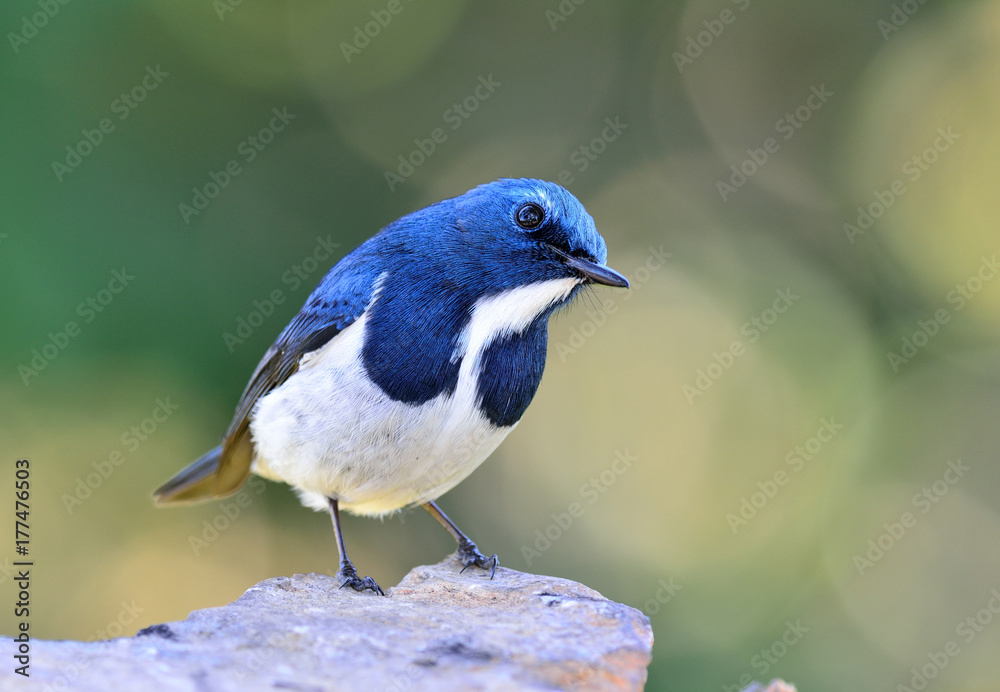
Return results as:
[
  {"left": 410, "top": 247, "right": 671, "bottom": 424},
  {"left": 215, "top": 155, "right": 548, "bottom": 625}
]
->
[{"left": 554, "top": 249, "right": 630, "bottom": 288}]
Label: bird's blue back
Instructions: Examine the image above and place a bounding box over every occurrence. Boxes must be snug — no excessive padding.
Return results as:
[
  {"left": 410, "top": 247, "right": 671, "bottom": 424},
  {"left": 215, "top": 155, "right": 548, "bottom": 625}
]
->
[
  {"left": 153, "top": 178, "right": 620, "bottom": 506},
  {"left": 278, "top": 178, "right": 608, "bottom": 425}
]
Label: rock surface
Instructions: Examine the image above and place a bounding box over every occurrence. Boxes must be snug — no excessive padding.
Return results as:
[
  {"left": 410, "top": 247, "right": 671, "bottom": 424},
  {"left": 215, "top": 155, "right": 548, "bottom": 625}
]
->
[{"left": 2, "top": 558, "right": 654, "bottom": 691}]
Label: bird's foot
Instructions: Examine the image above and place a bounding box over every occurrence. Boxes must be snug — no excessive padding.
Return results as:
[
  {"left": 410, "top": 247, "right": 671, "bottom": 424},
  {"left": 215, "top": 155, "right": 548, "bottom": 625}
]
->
[
  {"left": 456, "top": 540, "right": 499, "bottom": 579},
  {"left": 337, "top": 564, "right": 384, "bottom": 596}
]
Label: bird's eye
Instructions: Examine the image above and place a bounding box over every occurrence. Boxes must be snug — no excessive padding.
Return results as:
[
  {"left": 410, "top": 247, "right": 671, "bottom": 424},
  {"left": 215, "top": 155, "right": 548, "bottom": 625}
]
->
[{"left": 515, "top": 202, "right": 545, "bottom": 230}]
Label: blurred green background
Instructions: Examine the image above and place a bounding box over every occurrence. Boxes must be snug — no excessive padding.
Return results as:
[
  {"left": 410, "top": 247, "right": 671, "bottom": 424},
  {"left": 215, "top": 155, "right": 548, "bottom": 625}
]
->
[{"left": 3, "top": 0, "right": 1000, "bottom": 689}]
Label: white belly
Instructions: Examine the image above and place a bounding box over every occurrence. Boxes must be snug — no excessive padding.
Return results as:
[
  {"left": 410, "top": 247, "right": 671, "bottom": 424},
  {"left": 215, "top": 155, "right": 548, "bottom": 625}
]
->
[
  {"left": 249, "top": 311, "right": 511, "bottom": 516},
  {"left": 249, "top": 276, "right": 579, "bottom": 516}
]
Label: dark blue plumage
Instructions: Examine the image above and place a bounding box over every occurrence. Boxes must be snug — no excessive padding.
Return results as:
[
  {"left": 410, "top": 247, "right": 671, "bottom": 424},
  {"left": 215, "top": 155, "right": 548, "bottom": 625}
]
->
[
  {"left": 304, "top": 179, "right": 613, "bottom": 414},
  {"left": 154, "top": 177, "right": 628, "bottom": 594},
  {"left": 258, "top": 179, "right": 618, "bottom": 421},
  {"left": 475, "top": 316, "right": 550, "bottom": 426}
]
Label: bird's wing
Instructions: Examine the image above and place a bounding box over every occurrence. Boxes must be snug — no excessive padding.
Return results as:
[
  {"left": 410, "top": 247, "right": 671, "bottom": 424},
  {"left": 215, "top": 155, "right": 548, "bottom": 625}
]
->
[
  {"left": 154, "top": 253, "right": 382, "bottom": 503},
  {"left": 211, "top": 260, "right": 382, "bottom": 496}
]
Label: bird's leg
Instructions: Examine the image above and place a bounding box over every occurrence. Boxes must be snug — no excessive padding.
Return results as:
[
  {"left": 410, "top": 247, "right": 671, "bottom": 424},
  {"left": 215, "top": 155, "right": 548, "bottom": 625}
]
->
[
  {"left": 422, "top": 500, "right": 498, "bottom": 578},
  {"left": 328, "top": 497, "right": 384, "bottom": 595}
]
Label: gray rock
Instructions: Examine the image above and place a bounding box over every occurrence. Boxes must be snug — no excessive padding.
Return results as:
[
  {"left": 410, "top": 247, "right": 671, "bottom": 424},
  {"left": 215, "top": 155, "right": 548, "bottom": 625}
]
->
[{"left": 2, "top": 558, "right": 654, "bottom": 691}]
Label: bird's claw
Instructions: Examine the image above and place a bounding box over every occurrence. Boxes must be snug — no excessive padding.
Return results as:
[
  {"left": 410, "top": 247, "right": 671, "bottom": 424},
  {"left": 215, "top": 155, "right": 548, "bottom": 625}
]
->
[
  {"left": 457, "top": 542, "right": 499, "bottom": 579},
  {"left": 337, "top": 566, "right": 385, "bottom": 596}
]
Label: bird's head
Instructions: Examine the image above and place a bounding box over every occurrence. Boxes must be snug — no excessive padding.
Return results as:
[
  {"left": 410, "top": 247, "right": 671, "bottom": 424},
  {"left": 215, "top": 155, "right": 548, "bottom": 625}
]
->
[{"left": 444, "top": 178, "right": 629, "bottom": 298}]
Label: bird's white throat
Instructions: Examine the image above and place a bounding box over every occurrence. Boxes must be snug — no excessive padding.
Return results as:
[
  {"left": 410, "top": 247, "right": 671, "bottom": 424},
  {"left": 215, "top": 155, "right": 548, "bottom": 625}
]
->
[{"left": 249, "top": 276, "right": 581, "bottom": 516}]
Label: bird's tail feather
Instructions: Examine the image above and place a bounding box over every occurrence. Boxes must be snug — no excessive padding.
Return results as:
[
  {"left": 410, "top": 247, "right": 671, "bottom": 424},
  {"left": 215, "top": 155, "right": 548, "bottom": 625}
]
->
[
  {"left": 154, "top": 430, "right": 254, "bottom": 505},
  {"left": 153, "top": 445, "right": 225, "bottom": 504},
  {"left": 153, "top": 445, "right": 223, "bottom": 504}
]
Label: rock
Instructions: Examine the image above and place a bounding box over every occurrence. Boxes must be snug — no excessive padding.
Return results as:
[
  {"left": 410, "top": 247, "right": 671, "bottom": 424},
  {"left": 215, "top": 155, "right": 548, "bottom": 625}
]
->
[{"left": 1, "top": 558, "right": 653, "bottom": 691}]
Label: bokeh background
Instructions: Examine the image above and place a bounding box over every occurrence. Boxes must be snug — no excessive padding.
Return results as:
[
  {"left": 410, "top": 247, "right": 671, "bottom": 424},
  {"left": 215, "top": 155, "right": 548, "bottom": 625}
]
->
[{"left": 3, "top": 1, "right": 1000, "bottom": 689}]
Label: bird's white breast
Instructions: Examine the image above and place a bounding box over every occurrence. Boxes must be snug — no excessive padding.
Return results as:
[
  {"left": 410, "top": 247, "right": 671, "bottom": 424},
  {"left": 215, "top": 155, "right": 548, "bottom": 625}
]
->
[{"left": 249, "top": 276, "right": 580, "bottom": 516}]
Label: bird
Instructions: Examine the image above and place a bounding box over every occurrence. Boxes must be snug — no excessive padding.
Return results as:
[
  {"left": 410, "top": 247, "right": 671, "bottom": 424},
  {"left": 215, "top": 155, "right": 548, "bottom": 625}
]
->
[{"left": 154, "top": 178, "right": 629, "bottom": 595}]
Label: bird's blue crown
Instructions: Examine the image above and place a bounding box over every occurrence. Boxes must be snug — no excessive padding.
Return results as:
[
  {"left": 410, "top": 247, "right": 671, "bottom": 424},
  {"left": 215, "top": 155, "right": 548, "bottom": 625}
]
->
[{"left": 289, "top": 178, "right": 622, "bottom": 425}]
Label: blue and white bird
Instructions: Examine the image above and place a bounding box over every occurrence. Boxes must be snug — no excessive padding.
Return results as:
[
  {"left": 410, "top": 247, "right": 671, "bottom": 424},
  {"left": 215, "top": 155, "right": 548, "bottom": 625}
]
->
[{"left": 155, "top": 178, "right": 628, "bottom": 594}]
